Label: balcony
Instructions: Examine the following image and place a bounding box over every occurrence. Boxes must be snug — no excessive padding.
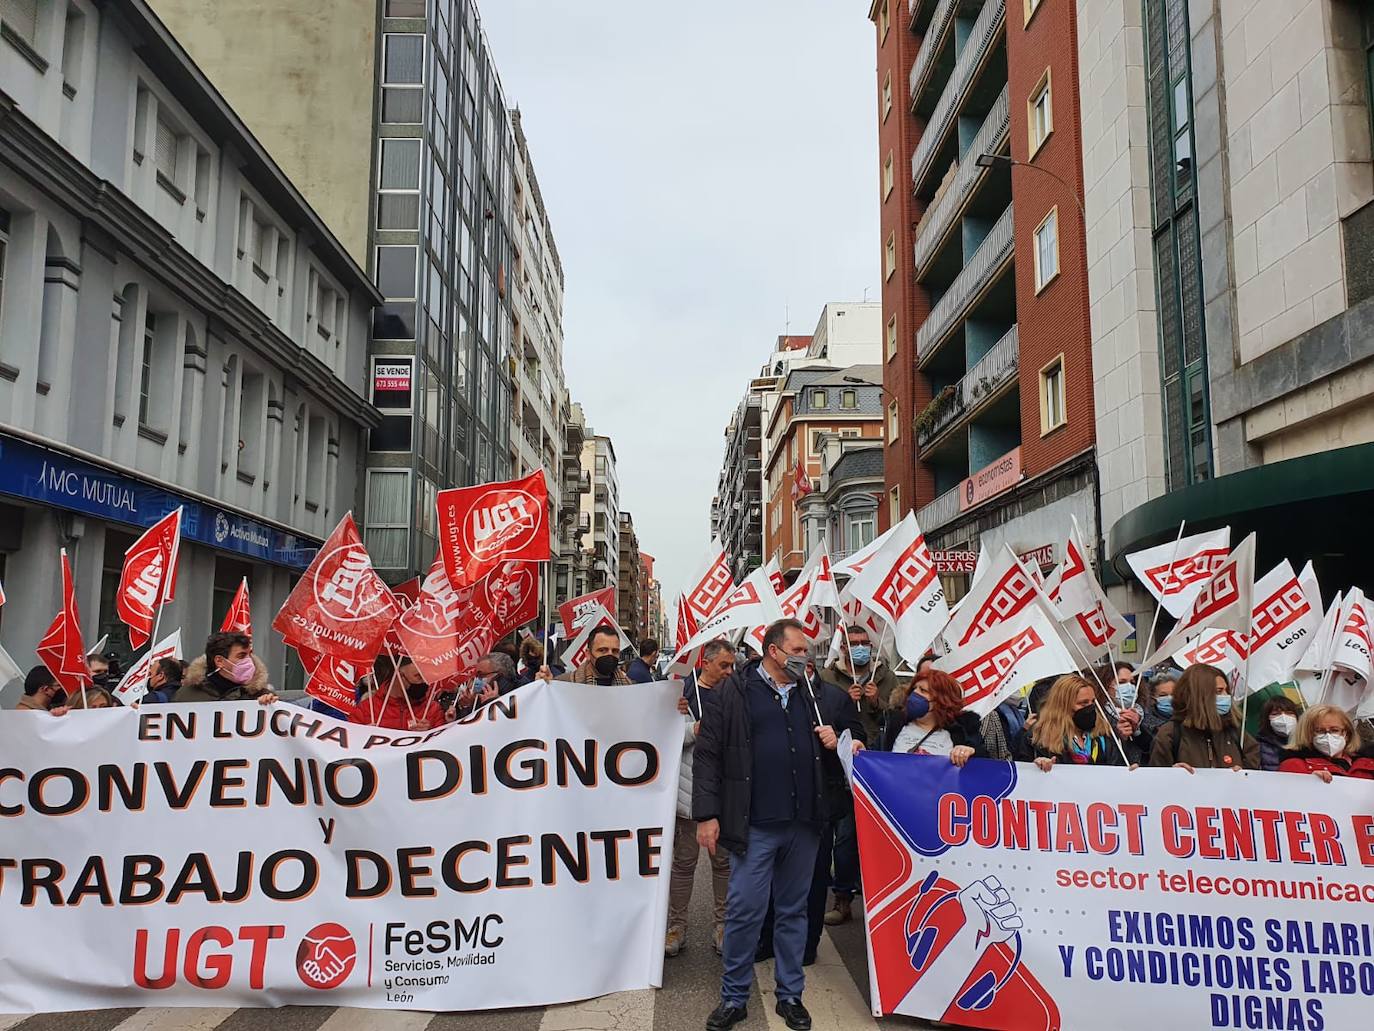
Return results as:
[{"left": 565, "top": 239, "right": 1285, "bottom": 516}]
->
[
  {"left": 917, "top": 203, "right": 1014, "bottom": 363},
  {"left": 913, "top": 86, "right": 1008, "bottom": 276},
  {"left": 916, "top": 484, "right": 963, "bottom": 534},
  {"left": 909, "top": 0, "right": 957, "bottom": 109},
  {"left": 917, "top": 324, "right": 1019, "bottom": 448},
  {"left": 910, "top": 0, "right": 1006, "bottom": 195}
]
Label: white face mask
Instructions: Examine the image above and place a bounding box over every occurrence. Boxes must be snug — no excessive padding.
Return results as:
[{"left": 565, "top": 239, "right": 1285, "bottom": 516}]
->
[
  {"left": 1269, "top": 714, "right": 1296, "bottom": 738},
  {"left": 1314, "top": 732, "right": 1347, "bottom": 758}
]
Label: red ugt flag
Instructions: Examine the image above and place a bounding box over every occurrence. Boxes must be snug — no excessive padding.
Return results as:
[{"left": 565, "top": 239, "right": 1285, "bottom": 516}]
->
[
  {"left": 116, "top": 508, "right": 181, "bottom": 650},
  {"left": 436, "top": 471, "right": 550, "bottom": 589},
  {"left": 37, "top": 549, "right": 89, "bottom": 695},
  {"left": 220, "top": 577, "right": 252, "bottom": 635},
  {"left": 273, "top": 513, "right": 399, "bottom": 662}
]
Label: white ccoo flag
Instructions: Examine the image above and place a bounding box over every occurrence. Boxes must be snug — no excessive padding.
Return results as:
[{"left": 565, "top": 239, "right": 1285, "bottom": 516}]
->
[
  {"left": 943, "top": 547, "right": 1047, "bottom": 650},
  {"left": 1327, "top": 589, "right": 1372, "bottom": 711},
  {"left": 1126, "top": 526, "right": 1231, "bottom": 618},
  {"left": 675, "top": 567, "right": 784, "bottom": 660},
  {"left": 1142, "top": 533, "right": 1255, "bottom": 667},
  {"left": 833, "top": 521, "right": 900, "bottom": 579},
  {"left": 1242, "top": 561, "right": 1323, "bottom": 691},
  {"left": 112, "top": 628, "right": 184, "bottom": 705},
  {"left": 845, "top": 513, "right": 948, "bottom": 665},
  {"left": 1049, "top": 516, "right": 1132, "bottom": 662},
  {"left": 943, "top": 604, "right": 1077, "bottom": 717}
]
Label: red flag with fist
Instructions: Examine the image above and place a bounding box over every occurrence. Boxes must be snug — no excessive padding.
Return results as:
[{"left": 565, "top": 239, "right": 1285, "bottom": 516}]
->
[
  {"left": 436, "top": 471, "right": 550, "bottom": 589},
  {"left": 273, "top": 513, "right": 399, "bottom": 662},
  {"left": 116, "top": 508, "right": 181, "bottom": 649}
]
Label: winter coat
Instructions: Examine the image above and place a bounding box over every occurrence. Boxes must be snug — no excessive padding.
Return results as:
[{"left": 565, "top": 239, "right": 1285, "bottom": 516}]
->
[
  {"left": 980, "top": 702, "right": 1030, "bottom": 761},
  {"left": 349, "top": 691, "right": 446, "bottom": 730},
  {"left": 173, "top": 655, "right": 270, "bottom": 704},
  {"left": 819, "top": 660, "right": 901, "bottom": 747},
  {"left": 14, "top": 694, "right": 49, "bottom": 712},
  {"left": 1147, "top": 718, "right": 1259, "bottom": 770},
  {"left": 627, "top": 658, "right": 656, "bottom": 683},
  {"left": 693, "top": 661, "right": 864, "bottom": 856},
  {"left": 1255, "top": 727, "right": 1292, "bottom": 772},
  {"left": 1278, "top": 747, "right": 1374, "bottom": 780},
  {"left": 558, "top": 661, "right": 632, "bottom": 686},
  {"left": 677, "top": 673, "right": 726, "bottom": 819},
  {"left": 883, "top": 710, "right": 987, "bottom": 755}
]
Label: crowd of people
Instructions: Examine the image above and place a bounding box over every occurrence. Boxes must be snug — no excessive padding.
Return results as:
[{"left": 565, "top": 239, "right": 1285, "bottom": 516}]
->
[{"left": 9, "top": 615, "right": 1374, "bottom": 1031}]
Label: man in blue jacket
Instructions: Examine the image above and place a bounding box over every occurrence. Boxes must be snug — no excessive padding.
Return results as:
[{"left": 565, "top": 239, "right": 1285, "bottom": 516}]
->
[
  {"left": 627, "top": 639, "right": 660, "bottom": 683},
  {"left": 693, "top": 619, "right": 862, "bottom": 1031}
]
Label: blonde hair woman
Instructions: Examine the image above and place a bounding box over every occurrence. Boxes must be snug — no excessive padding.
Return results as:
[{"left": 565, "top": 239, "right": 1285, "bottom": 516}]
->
[
  {"left": 1030, "top": 675, "right": 1125, "bottom": 771},
  {"left": 1278, "top": 705, "right": 1374, "bottom": 783}
]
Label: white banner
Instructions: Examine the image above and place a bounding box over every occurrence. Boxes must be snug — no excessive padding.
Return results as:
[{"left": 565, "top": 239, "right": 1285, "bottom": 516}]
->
[
  {"left": 854, "top": 753, "right": 1374, "bottom": 1029},
  {"left": 0, "top": 681, "right": 681, "bottom": 1014}
]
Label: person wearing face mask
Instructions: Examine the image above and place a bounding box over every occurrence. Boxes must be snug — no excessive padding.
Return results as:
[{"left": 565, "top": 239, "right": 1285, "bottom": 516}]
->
[
  {"left": 350, "top": 654, "right": 444, "bottom": 730},
  {"left": 15, "top": 666, "right": 65, "bottom": 712},
  {"left": 558, "top": 626, "right": 631, "bottom": 686},
  {"left": 1030, "top": 675, "right": 1128, "bottom": 770},
  {"left": 884, "top": 670, "right": 987, "bottom": 762},
  {"left": 1255, "top": 696, "right": 1301, "bottom": 771},
  {"left": 1147, "top": 663, "right": 1257, "bottom": 772},
  {"left": 1278, "top": 704, "right": 1374, "bottom": 781},
  {"left": 695, "top": 619, "right": 862, "bottom": 1031},
  {"left": 1138, "top": 669, "right": 1179, "bottom": 756},
  {"left": 819, "top": 626, "right": 900, "bottom": 750},
  {"left": 175, "top": 633, "right": 277, "bottom": 705}
]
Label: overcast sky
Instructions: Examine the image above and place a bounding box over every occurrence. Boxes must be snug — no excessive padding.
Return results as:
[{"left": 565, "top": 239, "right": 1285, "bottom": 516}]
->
[{"left": 482, "top": 1, "right": 879, "bottom": 608}]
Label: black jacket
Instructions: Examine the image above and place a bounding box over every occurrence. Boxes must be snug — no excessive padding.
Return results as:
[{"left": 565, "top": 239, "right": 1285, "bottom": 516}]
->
[
  {"left": 693, "top": 661, "right": 864, "bottom": 856},
  {"left": 882, "top": 710, "right": 988, "bottom": 755}
]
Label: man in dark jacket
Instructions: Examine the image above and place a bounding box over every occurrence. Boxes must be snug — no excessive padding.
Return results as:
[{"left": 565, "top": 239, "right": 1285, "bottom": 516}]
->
[
  {"left": 694, "top": 619, "right": 861, "bottom": 1031},
  {"left": 627, "top": 639, "right": 660, "bottom": 683}
]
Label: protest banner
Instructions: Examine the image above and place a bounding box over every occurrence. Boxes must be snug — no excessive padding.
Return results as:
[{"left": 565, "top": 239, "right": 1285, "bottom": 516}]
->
[
  {"left": 851, "top": 751, "right": 1374, "bottom": 1029},
  {"left": 0, "top": 679, "right": 681, "bottom": 1014}
]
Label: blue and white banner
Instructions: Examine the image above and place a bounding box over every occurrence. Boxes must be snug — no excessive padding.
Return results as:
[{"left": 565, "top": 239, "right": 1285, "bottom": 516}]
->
[{"left": 852, "top": 752, "right": 1374, "bottom": 1030}]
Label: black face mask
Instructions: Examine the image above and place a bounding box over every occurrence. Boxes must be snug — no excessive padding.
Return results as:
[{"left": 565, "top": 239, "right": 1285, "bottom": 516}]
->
[
  {"left": 1072, "top": 706, "right": 1099, "bottom": 733},
  {"left": 593, "top": 654, "right": 619, "bottom": 678},
  {"left": 405, "top": 683, "right": 428, "bottom": 702},
  {"left": 91, "top": 672, "right": 110, "bottom": 688}
]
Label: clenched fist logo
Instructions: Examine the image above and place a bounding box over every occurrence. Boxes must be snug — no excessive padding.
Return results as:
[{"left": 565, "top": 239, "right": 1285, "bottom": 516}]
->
[{"left": 296, "top": 922, "right": 357, "bottom": 990}]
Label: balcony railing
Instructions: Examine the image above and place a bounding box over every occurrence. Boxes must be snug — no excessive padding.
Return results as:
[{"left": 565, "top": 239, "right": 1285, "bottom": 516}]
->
[
  {"left": 909, "top": 0, "right": 956, "bottom": 108},
  {"left": 917, "top": 324, "right": 1019, "bottom": 448},
  {"left": 916, "top": 484, "right": 963, "bottom": 534},
  {"left": 917, "top": 203, "right": 1014, "bottom": 362},
  {"left": 910, "top": 0, "right": 1005, "bottom": 194},
  {"left": 914, "top": 85, "right": 1009, "bottom": 275}
]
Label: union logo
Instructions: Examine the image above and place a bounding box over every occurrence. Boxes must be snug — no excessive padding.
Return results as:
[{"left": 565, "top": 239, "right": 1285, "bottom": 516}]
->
[{"left": 295, "top": 922, "right": 356, "bottom": 990}]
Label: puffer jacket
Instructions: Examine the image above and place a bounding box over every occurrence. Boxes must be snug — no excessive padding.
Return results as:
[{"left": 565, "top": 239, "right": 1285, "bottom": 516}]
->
[{"left": 173, "top": 655, "right": 271, "bottom": 703}]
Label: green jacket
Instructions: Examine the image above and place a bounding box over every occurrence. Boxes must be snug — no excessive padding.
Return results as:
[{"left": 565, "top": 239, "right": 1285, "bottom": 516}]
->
[{"left": 819, "top": 661, "right": 901, "bottom": 746}]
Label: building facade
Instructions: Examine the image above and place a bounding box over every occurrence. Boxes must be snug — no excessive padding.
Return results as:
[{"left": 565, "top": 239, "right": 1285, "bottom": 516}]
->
[
  {"left": 0, "top": 0, "right": 379, "bottom": 688},
  {"left": 580, "top": 432, "right": 619, "bottom": 595},
  {"left": 149, "top": 0, "right": 520, "bottom": 580},
  {"left": 872, "top": 0, "right": 1100, "bottom": 599},
  {"left": 640, "top": 551, "right": 663, "bottom": 645},
  {"left": 714, "top": 391, "right": 763, "bottom": 578},
  {"left": 1086, "top": 0, "right": 1374, "bottom": 604},
  {"left": 799, "top": 439, "right": 885, "bottom": 565},
  {"left": 616, "top": 511, "right": 642, "bottom": 637},
  {"left": 764, "top": 367, "right": 886, "bottom": 578},
  {"left": 557, "top": 399, "right": 592, "bottom": 602}
]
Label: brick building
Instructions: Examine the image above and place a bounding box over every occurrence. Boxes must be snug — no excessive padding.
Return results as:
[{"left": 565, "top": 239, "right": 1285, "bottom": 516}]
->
[{"left": 869, "top": 0, "right": 1100, "bottom": 599}]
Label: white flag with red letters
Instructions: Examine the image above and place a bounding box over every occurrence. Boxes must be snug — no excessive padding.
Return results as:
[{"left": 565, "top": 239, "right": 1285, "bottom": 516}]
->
[
  {"left": 1048, "top": 517, "right": 1131, "bottom": 662},
  {"left": 1327, "top": 589, "right": 1372, "bottom": 712},
  {"left": 681, "top": 541, "right": 737, "bottom": 630},
  {"left": 942, "top": 603, "right": 1078, "bottom": 717},
  {"left": 844, "top": 513, "right": 949, "bottom": 665},
  {"left": 942, "top": 547, "right": 1046, "bottom": 650},
  {"left": 1142, "top": 533, "right": 1255, "bottom": 667},
  {"left": 1125, "top": 526, "right": 1231, "bottom": 618},
  {"left": 561, "top": 603, "right": 633, "bottom": 670},
  {"left": 832, "top": 521, "right": 899, "bottom": 579},
  {"left": 675, "top": 567, "right": 783, "bottom": 660}
]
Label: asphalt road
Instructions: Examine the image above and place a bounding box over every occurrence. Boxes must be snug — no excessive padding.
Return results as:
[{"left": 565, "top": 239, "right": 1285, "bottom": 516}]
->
[{"left": 1, "top": 860, "right": 933, "bottom": 1031}]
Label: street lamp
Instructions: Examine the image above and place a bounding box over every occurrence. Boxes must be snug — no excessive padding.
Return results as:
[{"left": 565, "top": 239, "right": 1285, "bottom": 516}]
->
[{"left": 975, "top": 152, "right": 1087, "bottom": 222}]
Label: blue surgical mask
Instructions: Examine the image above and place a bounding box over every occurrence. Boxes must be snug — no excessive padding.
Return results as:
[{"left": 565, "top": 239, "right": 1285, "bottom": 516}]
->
[
  {"left": 1215, "top": 694, "right": 1232, "bottom": 716},
  {"left": 905, "top": 692, "right": 930, "bottom": 722},
  {"left": 850, "top": 645, "right": 872, "bottom": 667},
  {"left": 472, "top": 676, "right": 486, "bottom": 693},
  {"left": 1156, "top": 696, "right": 1173, "bottom": 717},
  {"left": 1116, "top": 683, "right": 1138, "bottom": 709}
]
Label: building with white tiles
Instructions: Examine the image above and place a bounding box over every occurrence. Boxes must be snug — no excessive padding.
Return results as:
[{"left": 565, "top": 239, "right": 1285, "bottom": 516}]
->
[{"left": 0, "top": 0, "right": 380, "bottom": 688}]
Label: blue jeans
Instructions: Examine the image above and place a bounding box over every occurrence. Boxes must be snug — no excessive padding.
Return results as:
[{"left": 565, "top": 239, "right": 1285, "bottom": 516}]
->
[{"left": 720, "top": 822, "right": 821, "bottom": 1007}]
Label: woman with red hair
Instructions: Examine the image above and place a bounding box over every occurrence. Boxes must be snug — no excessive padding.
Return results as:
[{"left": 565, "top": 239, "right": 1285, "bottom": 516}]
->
[{"left": 882, "top": 668, "right": 986, "bottom": 766}]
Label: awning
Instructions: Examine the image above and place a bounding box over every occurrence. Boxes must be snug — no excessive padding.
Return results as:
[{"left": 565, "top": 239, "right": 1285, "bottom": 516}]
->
[{"left": 1108, "top": 442, "right": 1374, "bottom": 588}]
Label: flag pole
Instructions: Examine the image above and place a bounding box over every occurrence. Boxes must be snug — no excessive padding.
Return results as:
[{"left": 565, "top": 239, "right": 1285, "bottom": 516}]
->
[
  {"left": 382, "top": 639, "right": 417, "bottom": 724},
  {"left": 1132, "top": 520, "right": 1188, "bottom": 694}
]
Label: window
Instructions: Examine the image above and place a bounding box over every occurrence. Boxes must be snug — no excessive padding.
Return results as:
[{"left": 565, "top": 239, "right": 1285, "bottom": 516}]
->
[
  {"left": 883, "top": 152, "right": 894, "bottom": 198},
  {"left": 841, "top": 389, "right": 857, "bottom": 409},
  {"left": 366, "top": 469, "right": 411, "bottom": 569},
  {"left": 61, "top": 7, "right": 85, "bottom": 92},
  {"left": 889, "top": 485, "right": 901, "bottom": 525},
  {"left": 888, "top": 400, "right": 899, "bottom": 443},
  {"left": 886, "top": 316, "right": 897, "bottom": 361},
  {"left": 811, "top": 429, "right": 826, "bottom": 454},
  {"left": 882, "top": 71, "right": 893, "bottom": 120},
  {"left": 1, "top": 0, "right": 37, "bottom": 49},
  {"left": 848, "top": 512, "right": 875, "bottom": 555},
  {"left": 154, "top": 118, "right": 181, "bottom": 188},
  {"left": 1172, "top": 76, "right": 1192, "bottom": 179},
  {"left": 1033, "top": 208, "right": 1058, "bottom": 291},
  {"left": 381, "top": 34, "right": 424, "bottom": 124},
  {"left": 885, "top": 232, "right": 896, "bottom": 279},
  {"left": 879, "top": 0, "right": 889, "bottom": 39},
  {"left": 0, "top": 207, "right": 8, "bottom": 334},
  {"left": 137, "top": 313, "right": 156, "bottom": 426},
  {"left": 1040, "top": 355, "right": 1066, "bottom": 434},
  {"left": 385, "top": 0, "right": 425, "bottom": 15},
  {"left": 1029, "top": 71, "right": 1052, "bottom": 157},
  {"left": 377, "top": 138, "right": 421, "bottom": 230},
  {"left": 811, "top": 388, "right": 828, "bottom": 408}
]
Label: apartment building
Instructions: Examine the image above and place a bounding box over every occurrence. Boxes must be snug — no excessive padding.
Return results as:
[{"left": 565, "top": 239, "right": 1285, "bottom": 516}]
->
[
  {"left": 714, "top": 392, "right": 764, "bottom": 578},
  {"left": 871, "top": 0, "right": 1100, "bottom": 597},
  {"left": 616, "top": 512, "right": 642, "bottom": 637},
  {"left": 1085, "top": 0, "right": 1374, "bottom": 602},
  {"left": 149, "top": 0, "right": 521, "bottom": 579},
  {"left": 640, "top": 551, "right": 663, "bottom": 645},
  {"left": 580, "top": 433, "right": 619, "bottom": 595},
  {"left": 0, "top": 0, "right": 379, "bottom": 683}
]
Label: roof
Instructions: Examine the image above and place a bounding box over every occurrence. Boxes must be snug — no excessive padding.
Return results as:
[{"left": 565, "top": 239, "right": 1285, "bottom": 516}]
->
[
  {"left": 829, "top": 446, "right": 885, "bottom": 486},
  {"left": 803, "top": 364, "right": 884, "bottom": 387}
]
